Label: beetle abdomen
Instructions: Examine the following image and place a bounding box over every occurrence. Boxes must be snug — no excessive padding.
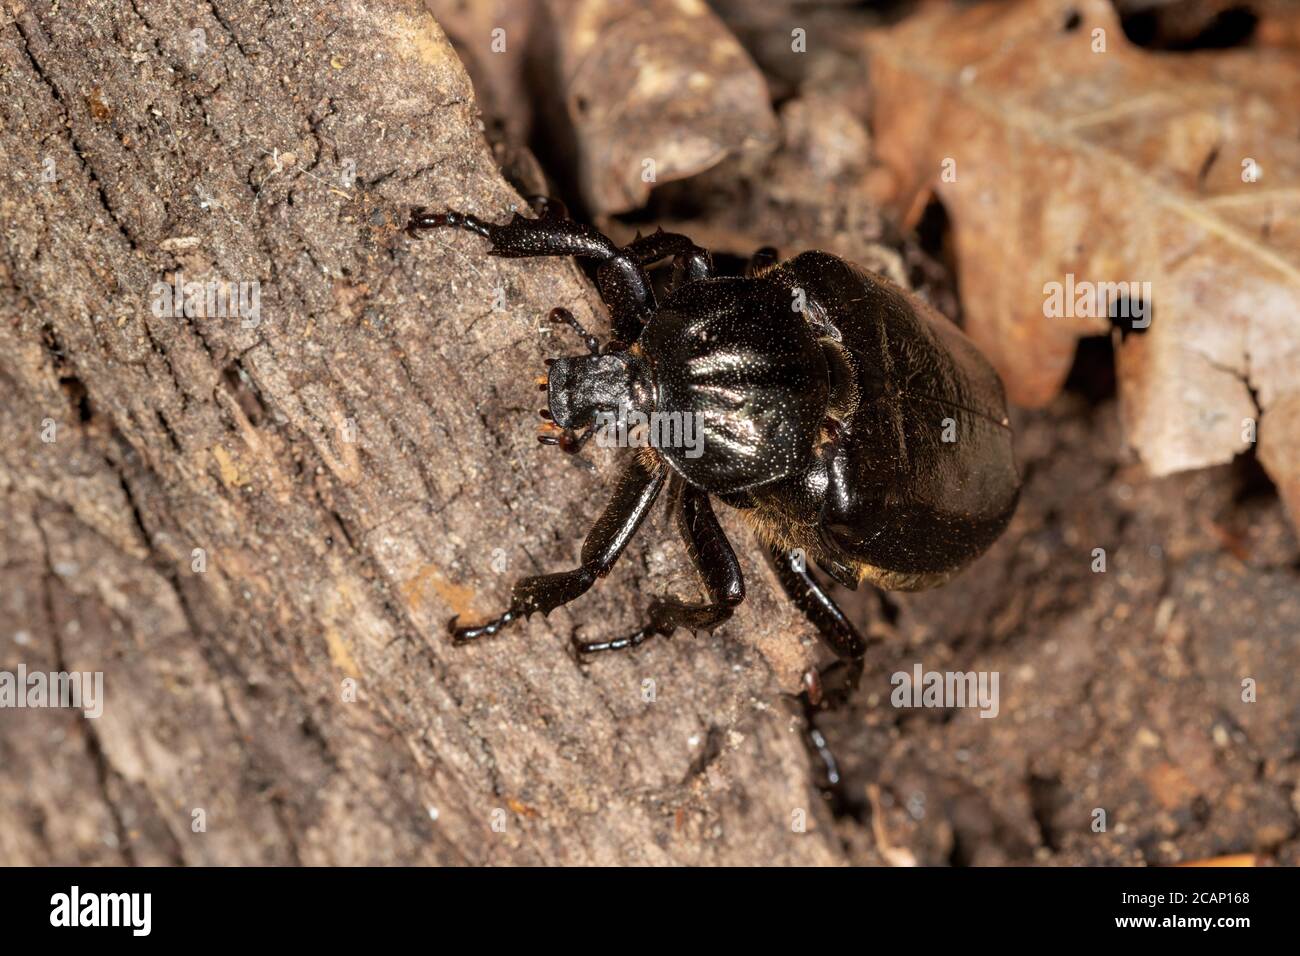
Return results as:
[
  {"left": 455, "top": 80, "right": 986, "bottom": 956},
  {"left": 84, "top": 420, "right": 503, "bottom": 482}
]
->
[{"left": 784, "top": 252, "right": 1022, "bottom": 581}]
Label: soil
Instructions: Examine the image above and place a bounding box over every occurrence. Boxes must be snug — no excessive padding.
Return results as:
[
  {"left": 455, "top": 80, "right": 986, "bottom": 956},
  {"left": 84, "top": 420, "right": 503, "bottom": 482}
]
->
[{"left": 825, "top": 379, "right": 1300, "bottom": 865}]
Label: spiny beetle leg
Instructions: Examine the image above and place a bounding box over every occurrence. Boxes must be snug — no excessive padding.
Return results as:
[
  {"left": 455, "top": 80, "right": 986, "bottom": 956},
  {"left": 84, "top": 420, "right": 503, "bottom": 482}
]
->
[
  {"left": 449, "top": 569, "right": 595, "bottom": 645},
  {"left": 407, "top": 205, "right": 615, "bottom": 260},
  {"left": 624, "top": 229, "right": 713, "bottom": 288},
  {"left": 571, "top": 598, "right": 733, "bottom": 656},
  {"left": 448, "top": 609, "right": 519, "bottom": 644},
  {"left": 573, "top": 485, "right": 743, "bottom": 656},
  {"left": 405, "top": 204, "right": 653, "bottom": 342},
  {"left": 799, "top": 685, "right": 846, "bottom": 797},
  {"left": 447, "top": 458, "right": 667, "bottom": 645}
]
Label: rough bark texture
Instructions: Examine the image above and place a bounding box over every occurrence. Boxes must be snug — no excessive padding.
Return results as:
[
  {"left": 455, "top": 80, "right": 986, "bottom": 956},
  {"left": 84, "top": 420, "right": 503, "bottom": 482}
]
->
[{"left": 0, "top": 0, "right": 837, "bottom": 865}]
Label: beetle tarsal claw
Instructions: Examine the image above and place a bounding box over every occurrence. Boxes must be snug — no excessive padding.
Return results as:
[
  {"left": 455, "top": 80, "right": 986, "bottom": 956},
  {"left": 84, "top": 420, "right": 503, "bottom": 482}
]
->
[{"left": 447, "top": 608, "right": 522, "bottom": 644}]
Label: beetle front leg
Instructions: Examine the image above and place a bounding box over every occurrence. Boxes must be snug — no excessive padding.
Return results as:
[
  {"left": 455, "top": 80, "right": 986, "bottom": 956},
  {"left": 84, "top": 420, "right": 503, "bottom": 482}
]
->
[
  {"left": 448, "top": 457, "right": 667, "bottom": 644},
  {"left": 407, "top": 204, "right": 654, "bottom": 342},
  {"left": 574, "top": 482, "right": 744, "bottom": 655}
]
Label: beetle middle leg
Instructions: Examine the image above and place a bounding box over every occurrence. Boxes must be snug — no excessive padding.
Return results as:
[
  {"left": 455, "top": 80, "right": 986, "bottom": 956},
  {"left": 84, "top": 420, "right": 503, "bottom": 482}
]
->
[
  {"left": 765, "top": 544, "right": 867, "bottom": 812},
  {"left": 624, "top": 230, "right": 713, "bottom": 289},
  {"left": 573, "top": 478, "right": 744, "bottom": 655},
  {"left": 449, "top": 457, "right": 667, "bottom": 643}
]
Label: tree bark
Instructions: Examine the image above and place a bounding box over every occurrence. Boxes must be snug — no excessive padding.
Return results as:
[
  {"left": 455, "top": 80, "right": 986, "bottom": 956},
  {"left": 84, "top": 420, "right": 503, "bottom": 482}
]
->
[{"left": 0, "top": 0, "right": 840, "bottom": 865}]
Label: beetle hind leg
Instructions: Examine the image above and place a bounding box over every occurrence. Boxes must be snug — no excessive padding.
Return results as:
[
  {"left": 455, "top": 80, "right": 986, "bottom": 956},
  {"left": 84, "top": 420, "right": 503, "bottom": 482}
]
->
[{"left": 764, "top": 544, "right": 867, "bottom": 813}]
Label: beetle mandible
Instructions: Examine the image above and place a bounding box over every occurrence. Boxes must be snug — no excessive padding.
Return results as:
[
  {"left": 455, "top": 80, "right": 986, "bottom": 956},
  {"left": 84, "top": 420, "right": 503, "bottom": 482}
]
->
[{"left": 408, "top": 199, "right": 1021, "bottom": 799}]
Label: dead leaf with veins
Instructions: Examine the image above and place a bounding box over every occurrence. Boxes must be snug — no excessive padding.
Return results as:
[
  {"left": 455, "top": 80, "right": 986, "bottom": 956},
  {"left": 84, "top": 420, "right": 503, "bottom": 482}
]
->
[{"left": 866, "top": 0, "right": 1300, "bottom": 528}]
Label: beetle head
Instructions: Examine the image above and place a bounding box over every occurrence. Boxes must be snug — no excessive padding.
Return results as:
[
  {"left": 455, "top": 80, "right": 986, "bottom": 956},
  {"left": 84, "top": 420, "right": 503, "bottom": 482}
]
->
[{"left": 547, "top": 350, "right": 652, "bottom": 430}]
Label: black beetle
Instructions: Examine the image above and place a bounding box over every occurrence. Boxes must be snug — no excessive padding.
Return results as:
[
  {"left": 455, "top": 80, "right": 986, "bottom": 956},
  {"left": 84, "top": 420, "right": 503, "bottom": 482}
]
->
[{"left": 409, "top": 200, "right": 1021, "bottom": 798}]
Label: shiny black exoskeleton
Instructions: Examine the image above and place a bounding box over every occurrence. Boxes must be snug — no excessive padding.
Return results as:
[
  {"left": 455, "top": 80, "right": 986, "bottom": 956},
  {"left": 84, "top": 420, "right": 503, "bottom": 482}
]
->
[{"left": 408, "top": 200, "right": 1021, "bottom": 804}]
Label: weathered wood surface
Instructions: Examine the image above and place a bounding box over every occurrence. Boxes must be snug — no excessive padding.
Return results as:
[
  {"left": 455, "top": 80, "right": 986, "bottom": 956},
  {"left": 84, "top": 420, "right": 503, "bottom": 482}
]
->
[{"left": 0, "top": 0, "right": 840, "bottom": 865}]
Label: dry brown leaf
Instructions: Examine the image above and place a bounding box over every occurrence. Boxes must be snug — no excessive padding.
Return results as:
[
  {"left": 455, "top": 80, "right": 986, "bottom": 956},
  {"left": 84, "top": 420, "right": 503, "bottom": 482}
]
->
[
  {"left": 1253, "top": 0, "right": 1300, "bottom": 52},
  {"left": 866, "top": 0, "right": 1300, "bottom": 526}
]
